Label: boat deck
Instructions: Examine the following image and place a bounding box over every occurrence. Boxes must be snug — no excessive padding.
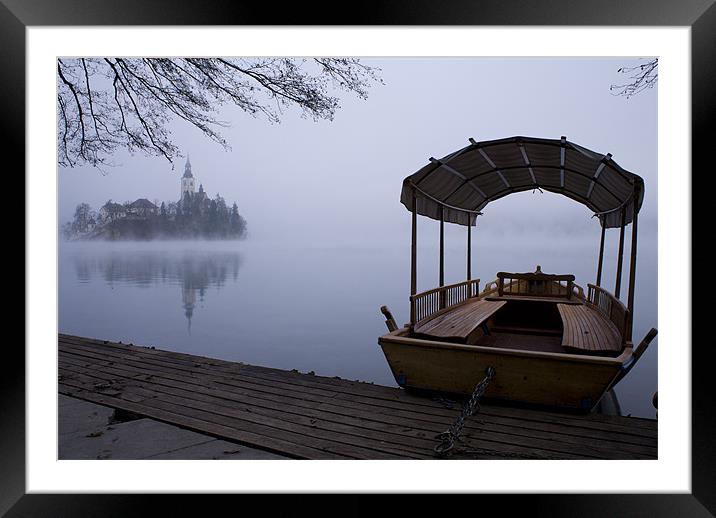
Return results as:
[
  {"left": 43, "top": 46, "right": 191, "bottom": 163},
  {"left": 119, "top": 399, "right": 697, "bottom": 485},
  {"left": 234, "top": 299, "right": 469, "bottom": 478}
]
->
[{"left": 59, "top": 334, "right": 657, "bottom": 460}]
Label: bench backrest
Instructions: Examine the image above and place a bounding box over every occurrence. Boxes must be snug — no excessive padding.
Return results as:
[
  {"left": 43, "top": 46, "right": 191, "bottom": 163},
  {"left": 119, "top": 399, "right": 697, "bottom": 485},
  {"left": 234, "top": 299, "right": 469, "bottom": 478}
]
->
[{"left": 496, "top": 271, "right": 575, "bottom": 299}]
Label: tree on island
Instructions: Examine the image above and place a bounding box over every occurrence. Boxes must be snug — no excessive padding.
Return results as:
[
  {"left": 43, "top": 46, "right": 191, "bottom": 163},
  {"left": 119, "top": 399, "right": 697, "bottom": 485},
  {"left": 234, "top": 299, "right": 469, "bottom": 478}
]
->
[
  {"left": 230, "top": 203, "right": 247, "bottom": 237},
  {"left": 57, "top": 58, "right": 383, "bottom": 169},
  {"left": 72, "top": 203, "right": 95, "bottom": 233}
]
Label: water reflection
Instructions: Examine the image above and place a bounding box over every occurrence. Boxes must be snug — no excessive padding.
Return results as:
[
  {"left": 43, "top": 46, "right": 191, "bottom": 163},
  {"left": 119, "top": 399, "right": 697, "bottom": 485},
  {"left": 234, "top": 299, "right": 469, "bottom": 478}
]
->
[{"left": 71, "top": 250, "right": 242, "bottom": 333}]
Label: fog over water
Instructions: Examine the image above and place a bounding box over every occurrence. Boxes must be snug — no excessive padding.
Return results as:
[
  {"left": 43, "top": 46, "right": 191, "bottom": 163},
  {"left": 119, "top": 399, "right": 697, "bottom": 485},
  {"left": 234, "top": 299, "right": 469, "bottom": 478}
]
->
[{"left": 59, "top": 58, "right": 657, "bottom": 418}]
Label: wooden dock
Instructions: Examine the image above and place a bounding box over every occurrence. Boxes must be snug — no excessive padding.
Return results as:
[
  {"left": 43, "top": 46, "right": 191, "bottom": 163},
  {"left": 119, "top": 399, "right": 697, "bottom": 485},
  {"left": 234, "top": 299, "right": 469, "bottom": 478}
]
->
[{"left": 58, "top": 334, "right": 657, "bottom": 460}]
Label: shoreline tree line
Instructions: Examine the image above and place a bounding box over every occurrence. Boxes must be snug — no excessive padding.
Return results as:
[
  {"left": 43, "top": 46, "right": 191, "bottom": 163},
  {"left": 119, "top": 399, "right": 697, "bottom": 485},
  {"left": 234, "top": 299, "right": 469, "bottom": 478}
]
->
[{"left": 63, "top": 193, "right": 247, "bottom": 241}]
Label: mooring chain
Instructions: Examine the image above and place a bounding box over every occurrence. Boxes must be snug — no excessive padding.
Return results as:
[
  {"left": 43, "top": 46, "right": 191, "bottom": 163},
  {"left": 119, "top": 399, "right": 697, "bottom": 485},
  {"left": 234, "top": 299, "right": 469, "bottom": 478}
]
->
[{"left": 434, "top": 366, "right": 496, "bottom": 456}]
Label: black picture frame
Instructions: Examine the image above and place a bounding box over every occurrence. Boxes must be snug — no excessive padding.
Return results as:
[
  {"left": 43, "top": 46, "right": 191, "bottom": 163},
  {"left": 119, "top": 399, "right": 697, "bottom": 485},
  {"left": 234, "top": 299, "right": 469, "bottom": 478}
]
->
[{"left": 5, "top": 0, "right": 713, "bottom": 515}]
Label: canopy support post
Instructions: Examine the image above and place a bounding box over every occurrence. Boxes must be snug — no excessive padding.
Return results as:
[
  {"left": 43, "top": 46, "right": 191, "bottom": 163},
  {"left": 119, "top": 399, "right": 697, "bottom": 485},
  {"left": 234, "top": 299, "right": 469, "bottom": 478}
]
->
[
  {"left": 626, "top": 184, "right": 641, "bottom": 342},
  {"left": 467, "top": 217, "right": 472, "bottom": 282},
  {"left": 439, "top": 206, "right": 445, "bottom": 309},
  {"left": 596, "top": 222, "right": 606, "bottom": 287},
  {"left": 410, "top": 188, "right": 417, "bottom": 331},
  {"left": 615, "top": 207, "right": 626, "bottom": 299}
]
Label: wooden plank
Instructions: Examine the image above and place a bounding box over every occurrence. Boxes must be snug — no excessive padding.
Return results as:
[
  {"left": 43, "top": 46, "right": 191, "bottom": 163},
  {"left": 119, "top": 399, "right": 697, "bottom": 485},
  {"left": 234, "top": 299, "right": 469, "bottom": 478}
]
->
[
  {"left": 59, "top": 349, "right": 657, "bottom": 454},
  {"left": 61, "top": 366, "right": 610, "bottom": 461},
  {"left": 61, "top": 346, "right": 644, "bottom": 446},
  {"left": 60, "top": 334, "right": 645, "bottom": 427},
  {"left": 60, "top": 374, "right": 409, "bottom": 461},
  {"left": 60, "top": 357, "right": 592, "bottom": 460},
  {"left": 59, "top": 355, "right": 655, "bottom": 459},
  {"left": 558, "top": 304, "right": 622, "bottom": 353},
  {"left": 60, "top": 354, "right": 655, "bottom": 464},
  {"left": 58, "top": 335, "right": 656, "bottom": 459},
  {"left": 58, "top": 383, "right": 347, "bottom": 460},
  {"left": 62, "top": 372, "right": 422, "bottom": 461},
  {"left": 414, "top": 299, "right": 506, "bottom": 341},
  {"left": 64, "top": 357, "right": 654, "bottom": 459},
  {"left": 59, "top": 360, "right": 435, "bottom": 458},
  {"left": 59, "top": 335, "right": 656, "bottom": 436}
]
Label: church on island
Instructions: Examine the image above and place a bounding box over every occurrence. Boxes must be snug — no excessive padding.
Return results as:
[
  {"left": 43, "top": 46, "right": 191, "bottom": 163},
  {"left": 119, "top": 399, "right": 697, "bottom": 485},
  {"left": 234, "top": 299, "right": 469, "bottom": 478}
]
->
[
  {"left": 64, "top": 155, "right": 247, "bottom": 240},
  {"left": 179, "top": 156, "right": 210, "bottom": 210}
]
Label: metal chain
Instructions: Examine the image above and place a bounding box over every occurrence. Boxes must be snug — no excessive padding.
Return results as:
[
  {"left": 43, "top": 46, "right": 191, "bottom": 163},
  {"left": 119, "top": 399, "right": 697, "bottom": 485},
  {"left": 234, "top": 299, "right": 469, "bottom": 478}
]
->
[{"left": 434, "top": 366, "right": 495, "bottom": 456}]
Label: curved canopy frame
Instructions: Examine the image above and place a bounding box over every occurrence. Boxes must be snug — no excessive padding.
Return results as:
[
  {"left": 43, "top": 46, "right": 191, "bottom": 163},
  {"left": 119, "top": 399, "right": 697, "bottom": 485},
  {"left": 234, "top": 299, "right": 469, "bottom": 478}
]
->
[{"left": 400, "top": 136, "right": 645, "bottom": 229}]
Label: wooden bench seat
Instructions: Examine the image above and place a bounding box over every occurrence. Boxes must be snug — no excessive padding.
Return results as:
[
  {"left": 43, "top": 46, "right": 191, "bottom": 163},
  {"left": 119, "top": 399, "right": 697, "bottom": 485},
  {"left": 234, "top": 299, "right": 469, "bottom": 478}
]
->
[
  {"left": 557, "top": 303, "right": 623, "bottom": 354},
  {"left": 413, "top": 299, "right": 507, "bottom": 343}
]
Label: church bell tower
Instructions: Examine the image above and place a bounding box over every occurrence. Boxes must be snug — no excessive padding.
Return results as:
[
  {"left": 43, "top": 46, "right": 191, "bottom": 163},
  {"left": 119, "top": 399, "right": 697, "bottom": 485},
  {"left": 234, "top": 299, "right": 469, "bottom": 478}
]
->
[{"left": 181, "top": 155, "right": 196, "bottom": 199}]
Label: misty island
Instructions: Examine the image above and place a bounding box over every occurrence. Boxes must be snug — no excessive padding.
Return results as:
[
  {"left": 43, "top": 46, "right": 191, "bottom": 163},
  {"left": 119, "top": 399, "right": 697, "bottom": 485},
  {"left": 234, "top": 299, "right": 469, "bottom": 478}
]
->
[{"left": 63, "top": 157, "right": 247, "bottom": 241}]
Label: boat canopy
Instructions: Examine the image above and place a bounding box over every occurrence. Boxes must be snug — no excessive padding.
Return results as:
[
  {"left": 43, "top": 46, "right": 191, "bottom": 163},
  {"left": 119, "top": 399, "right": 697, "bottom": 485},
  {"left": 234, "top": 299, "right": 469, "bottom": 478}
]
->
[{"left": 400, "top": 136, "right": 645, "bottom": 229}]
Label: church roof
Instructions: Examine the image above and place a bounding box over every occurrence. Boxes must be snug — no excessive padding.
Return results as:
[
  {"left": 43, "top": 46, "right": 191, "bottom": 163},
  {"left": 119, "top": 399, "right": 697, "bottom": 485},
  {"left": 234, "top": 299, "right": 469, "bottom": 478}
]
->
[{"left": 129, "top": 198, "right": 158, "bottom": 209}]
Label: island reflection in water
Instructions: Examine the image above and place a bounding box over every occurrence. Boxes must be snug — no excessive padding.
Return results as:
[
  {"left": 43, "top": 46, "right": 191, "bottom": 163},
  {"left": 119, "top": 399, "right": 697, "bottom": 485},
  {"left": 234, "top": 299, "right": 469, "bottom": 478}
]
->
[{"left": 72, "top": 249, "right": 242, "bottom": 335}]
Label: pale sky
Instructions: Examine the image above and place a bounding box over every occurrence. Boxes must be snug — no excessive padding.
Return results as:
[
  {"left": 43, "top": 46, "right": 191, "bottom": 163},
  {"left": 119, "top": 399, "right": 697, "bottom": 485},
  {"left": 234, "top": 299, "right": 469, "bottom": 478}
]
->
[{"left": 58, "top": 57, "right": 657, "bottom": 246}]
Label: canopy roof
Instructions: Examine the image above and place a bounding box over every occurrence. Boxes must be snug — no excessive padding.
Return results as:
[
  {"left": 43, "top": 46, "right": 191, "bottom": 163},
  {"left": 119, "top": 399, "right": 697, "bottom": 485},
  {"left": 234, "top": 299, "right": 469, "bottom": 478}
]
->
[{"left": 400, "top": 136, "right": 645, "bottom": 229}]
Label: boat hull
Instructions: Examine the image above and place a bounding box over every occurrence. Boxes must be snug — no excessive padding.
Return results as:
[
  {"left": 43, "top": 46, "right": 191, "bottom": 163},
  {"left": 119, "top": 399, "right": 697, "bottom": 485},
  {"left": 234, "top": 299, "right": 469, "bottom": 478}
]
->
[{"left": 378, "top": 330, "right": 631, "bottom": 412}]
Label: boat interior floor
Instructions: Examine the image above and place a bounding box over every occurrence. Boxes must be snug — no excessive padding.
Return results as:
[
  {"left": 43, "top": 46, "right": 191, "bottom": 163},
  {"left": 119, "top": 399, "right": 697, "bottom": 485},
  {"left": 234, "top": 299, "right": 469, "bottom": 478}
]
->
[{"left": 474, "top": 331, "right": 566, "bottom": 354}]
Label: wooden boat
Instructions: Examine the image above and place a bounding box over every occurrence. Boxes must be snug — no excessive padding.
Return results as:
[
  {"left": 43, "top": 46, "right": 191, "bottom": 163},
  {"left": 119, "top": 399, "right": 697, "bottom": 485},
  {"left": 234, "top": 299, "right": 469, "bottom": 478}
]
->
[{"left": 378, "top": 136, "right": 657, "bottom": 412}]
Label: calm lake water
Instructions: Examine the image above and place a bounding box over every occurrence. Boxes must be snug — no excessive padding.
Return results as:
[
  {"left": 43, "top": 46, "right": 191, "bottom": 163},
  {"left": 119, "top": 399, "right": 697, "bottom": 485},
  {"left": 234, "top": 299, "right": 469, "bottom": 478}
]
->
[{"left": 59, "top": 237, "right": 657, "bottom": 418}]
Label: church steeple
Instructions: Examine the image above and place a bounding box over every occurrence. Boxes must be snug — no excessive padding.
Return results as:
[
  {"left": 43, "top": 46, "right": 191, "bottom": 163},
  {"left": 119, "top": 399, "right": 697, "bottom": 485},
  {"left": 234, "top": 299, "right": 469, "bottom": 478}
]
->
[
  {"left": 183, "top": 155, "right": 193, "bottom": 178},
  {"left": 180, "top": 154, "right": 196, "bottom": 200}
]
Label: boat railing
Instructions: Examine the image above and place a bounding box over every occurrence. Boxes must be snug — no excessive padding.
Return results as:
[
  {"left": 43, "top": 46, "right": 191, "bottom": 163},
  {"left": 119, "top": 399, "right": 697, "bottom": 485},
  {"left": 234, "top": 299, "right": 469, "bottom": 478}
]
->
[
  {"left": 572, "top": 283, "right": 586, "bottom": 301},
  {"left": 496, "top": 272, "right": 575, "bottom": 299},
  {"left": 410, "top": 278, "right": 480, "bottom": 328},
  {"left": 587, "top": 283, "right": 629, "bottom": 342},
  {"left": 481, "top": 279, "right": 500, "bottom": 296}
]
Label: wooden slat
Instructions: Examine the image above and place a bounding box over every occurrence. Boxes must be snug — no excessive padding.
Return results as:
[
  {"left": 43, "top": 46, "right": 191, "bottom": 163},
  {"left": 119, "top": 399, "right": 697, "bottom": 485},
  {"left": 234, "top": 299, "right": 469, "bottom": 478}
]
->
[
  {"left": 61, "top": 361, "right": 651, "bottom": 460},
  {"left": 557, "top": 304, "right": 622, "bottom": 353},
  {"left": 59, "top": 347, "right": 657, "bottom": 457},
  {"left": 58, "top": 334, "right": 656, "bottom": 459},
  {"left": 59, "top": 334, "right": 655, "bottom": 436},
  {"left": 59, "top": 334, "right": 656, "bottom": 436},
  {"left": 58, "top": 383, "right": 346, "bottom": 460},
  {"left": 60, "top": 362, "right": 653, "bottom": 461},
  {"left": 59, "top": 358, "right": 435, "bottom": 458},
  {"left": 414, "top": 299, "right": 506, "bottom": 341},
  {"left": 59, "top": 366, "right": 421, "bottom": 460},
  {"left": 59, "top": 342, "right": 657, "bottom": 452},
  {"left": 60, "top": 342, "right": 656, "bottom": 456}
]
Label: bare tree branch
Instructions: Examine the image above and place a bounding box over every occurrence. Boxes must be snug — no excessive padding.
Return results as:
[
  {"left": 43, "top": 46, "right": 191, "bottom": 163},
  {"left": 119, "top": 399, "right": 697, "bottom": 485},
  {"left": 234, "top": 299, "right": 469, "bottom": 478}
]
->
[
  {"left": 57, "top": 60, "right": 87, "bottom": 161},
  {"left": 57, "top": 57, "right": 383, "bottom": 168},
  {"left": 610, "top": 58, "right": 658, "bottom": 99}
]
